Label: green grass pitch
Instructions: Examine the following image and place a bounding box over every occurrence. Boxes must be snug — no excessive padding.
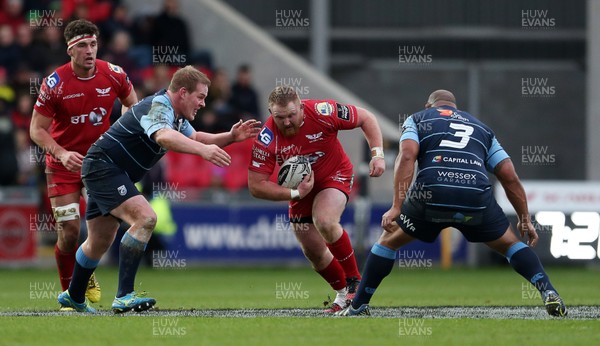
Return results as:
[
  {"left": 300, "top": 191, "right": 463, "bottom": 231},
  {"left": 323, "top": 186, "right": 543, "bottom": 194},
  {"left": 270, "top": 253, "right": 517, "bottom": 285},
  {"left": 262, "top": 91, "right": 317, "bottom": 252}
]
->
[{"left": 0, "top": 265, "right": 598, "bottom": 345}]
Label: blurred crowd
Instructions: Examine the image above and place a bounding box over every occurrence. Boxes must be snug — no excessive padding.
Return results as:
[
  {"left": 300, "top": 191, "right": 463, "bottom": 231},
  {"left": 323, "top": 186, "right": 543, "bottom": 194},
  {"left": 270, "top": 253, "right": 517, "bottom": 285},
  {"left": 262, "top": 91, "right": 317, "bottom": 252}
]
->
[{"left": 0, "top": 0, "right": 261, "bottom": 192}]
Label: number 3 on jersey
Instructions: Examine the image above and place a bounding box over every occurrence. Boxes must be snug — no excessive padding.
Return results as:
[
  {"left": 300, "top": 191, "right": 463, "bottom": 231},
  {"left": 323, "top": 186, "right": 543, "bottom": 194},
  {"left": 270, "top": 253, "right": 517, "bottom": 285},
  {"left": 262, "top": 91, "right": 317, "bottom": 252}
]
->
[{"left": 439, "top": 123, "right": 474, "bottom": 149}]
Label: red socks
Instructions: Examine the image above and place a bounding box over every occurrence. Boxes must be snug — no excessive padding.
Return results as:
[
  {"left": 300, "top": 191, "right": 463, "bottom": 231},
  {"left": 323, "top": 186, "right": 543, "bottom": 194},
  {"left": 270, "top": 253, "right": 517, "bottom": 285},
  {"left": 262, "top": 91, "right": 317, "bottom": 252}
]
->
[
  {"left": 317, "top": 259, "right": 346, "bottom": 290},
  {"left": 54, "top": 244, "right": 76, "bottom": 291},
  {"left": 327, "top": 230, "right": 361, "bottom": 280}
]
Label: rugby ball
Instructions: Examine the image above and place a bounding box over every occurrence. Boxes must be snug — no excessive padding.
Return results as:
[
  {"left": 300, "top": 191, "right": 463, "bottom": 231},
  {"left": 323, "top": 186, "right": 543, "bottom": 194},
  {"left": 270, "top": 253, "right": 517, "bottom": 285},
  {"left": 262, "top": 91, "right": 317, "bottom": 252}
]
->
[{"left": 277, "top": 156, "right": 312, "bottom": 189}]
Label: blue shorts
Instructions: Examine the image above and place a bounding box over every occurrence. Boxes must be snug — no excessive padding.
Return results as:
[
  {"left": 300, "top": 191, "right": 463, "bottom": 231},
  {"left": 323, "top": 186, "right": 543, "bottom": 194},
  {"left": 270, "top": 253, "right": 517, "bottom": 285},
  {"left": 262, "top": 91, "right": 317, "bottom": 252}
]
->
[
  {"left": 81, "top": 151, "right": 140, "bottom": 220},
  {"left": 396, "top": 196, "right": 510, "bottom": 243}
]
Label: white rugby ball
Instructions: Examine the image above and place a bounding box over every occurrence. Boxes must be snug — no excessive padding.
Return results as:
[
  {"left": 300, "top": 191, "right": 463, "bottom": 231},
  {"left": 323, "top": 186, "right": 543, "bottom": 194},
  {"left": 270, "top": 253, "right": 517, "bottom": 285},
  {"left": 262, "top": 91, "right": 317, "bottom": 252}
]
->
[{"left": 277, "top": 156, "right": 312, "bottom": 189}]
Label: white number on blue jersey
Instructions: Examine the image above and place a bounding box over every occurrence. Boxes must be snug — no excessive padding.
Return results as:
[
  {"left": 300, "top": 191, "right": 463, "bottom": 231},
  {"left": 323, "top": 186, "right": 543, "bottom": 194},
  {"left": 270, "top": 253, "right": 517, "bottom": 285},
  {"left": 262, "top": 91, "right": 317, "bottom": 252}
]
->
[{"left": 439, "top": 123, "right": 474, "bottom": 149}]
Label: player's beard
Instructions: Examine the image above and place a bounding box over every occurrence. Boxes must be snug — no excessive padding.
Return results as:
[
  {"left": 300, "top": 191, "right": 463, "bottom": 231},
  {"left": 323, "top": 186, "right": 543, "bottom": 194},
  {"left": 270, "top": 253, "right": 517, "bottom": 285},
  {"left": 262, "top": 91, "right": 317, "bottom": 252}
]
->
[{"left": 282, "top": 123, "right": 300, "bottom": 137}]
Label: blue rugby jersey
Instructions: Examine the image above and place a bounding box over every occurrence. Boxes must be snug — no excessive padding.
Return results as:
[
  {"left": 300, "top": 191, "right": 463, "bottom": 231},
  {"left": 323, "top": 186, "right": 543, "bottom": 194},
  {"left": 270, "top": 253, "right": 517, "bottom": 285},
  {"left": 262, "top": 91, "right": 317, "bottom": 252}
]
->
[
  {"left": 401, "top": 105, "right": 509, "bottom": 210},
  {"left": 88, "top": 89, "right": 194, "bottom": 182}
]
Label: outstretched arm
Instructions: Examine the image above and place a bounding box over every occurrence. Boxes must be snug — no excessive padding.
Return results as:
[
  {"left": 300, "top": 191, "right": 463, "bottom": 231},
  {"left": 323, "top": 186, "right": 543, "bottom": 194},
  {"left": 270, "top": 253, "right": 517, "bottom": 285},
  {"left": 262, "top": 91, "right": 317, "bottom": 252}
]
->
[
  {"left": 355, "top": 107, "right": 385, "bottom": 177},
  {"left": 193, "top": 119, "right": 261, "bottom": 147}
]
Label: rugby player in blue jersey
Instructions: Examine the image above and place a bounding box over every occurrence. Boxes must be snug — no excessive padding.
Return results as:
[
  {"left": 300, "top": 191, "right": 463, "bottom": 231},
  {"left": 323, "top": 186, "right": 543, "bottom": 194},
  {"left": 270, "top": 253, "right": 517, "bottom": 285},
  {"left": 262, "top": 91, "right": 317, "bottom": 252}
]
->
[
  {"left": 57, "top": 66, "right": 261, "bottom": 313},
  {"left": 338, "top": 90, "right": 566, "bottom": 317}
]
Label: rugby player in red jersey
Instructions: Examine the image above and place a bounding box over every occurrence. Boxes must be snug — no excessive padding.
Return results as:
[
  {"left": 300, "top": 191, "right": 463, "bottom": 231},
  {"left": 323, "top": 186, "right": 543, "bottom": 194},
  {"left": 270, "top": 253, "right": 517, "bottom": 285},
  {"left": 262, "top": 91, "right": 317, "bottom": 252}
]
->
[
  {"left": 248, "top": 86, "right": 385, "bottom": 313},
  {"left": 30, "top": 19, "right": 138, "bottom": 307}
]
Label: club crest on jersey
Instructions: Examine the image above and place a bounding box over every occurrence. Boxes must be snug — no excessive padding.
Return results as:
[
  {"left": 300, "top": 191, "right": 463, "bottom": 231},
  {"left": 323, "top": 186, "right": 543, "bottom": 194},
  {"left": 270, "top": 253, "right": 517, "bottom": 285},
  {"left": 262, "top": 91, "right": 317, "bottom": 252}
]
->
[
  {"left": 46, "top": 72, "right": 60, "bottom": 89},
  {"left": 305, "top": 132, "right": 323, "bottom": 143},
  {"left": 258, "top": 127, "right": 273, "bottom": 146},
  {"left": 108, "top": 63, "right": 123, "bottom": 74},
  {"left": 117, "top": 185, "right": 127, "bottom": 196},
  {"left": 96, "top": 87, "right": 112, "bottom": 97},
  {"left": 315, "top": 102, "right": 333, "bottom": 116}
]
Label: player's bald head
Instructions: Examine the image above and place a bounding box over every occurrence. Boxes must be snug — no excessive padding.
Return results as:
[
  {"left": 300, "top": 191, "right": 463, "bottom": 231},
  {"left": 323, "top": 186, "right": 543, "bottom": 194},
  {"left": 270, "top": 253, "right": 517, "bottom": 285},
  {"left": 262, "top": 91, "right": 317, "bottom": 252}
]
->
[{"left": 426, "top": 90, "right": 456, "bottom": 108}]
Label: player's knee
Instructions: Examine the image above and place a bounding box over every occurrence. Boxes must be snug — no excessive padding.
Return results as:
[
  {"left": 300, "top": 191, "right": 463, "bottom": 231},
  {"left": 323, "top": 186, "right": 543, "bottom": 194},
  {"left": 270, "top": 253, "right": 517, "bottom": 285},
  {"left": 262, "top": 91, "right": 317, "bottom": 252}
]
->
[
  {"left": 57, "top": 220, "right": 80, "bottom": 250},
  {"left": 137, "top": 212, "right": 157, "bottom": 231},
  {"left": 312, "top": 215, "right": 338, "bottom": 234}
]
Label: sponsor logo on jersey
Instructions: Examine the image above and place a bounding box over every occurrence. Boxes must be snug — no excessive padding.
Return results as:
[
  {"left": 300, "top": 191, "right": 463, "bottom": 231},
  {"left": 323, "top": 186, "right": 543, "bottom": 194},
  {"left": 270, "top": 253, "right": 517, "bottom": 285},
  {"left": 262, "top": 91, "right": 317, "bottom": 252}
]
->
[
  {"left": 432, "top": 155, "right": 482, "bottom": 167},
  {"left": 258, "top": 127, "right": 273, "bottom": 146},
  {"left": 63, "top": 92, "right": 84, "bottom": 100},
  {"left": 96, "top": 87, "right": 112, "bottom": 97},
  {"left": 252, "top": 147, "right": 269, "bottom": 161},
  {"left": 336, "top": 103, "right": 350, "bottom": 121},
  {"left": 305, "top": 132, "right": 323, "bottom": 143},
  {"left": 436, "top": 170, "right": 477, "bottom": 184},
  {"left": 315, "top": 102, "right": 333, "bottom": 116},
  {"left": 46, "top": 72, "right": 60, "bottom": 89},
  {"left": 251, "top": 160, "right": 264, "bottom": 168},
  {"left": 108, "top": 63, "right": 123, "bottom": 74},
  {"left": 71, "top": 107, "right": 107, "bottom": 125},
  {"left": 437, "top": 108, "right": 469, "bottom": 122}
]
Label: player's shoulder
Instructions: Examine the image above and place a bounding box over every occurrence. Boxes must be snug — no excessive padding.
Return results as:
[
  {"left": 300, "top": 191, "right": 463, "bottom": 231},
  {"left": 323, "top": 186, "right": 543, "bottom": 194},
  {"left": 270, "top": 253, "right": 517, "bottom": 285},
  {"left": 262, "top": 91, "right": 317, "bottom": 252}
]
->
[
  {"left": 43, "top": 63, "right": 71, "bottom": 90},
  {"left": 255, "top": 118, "right": 277, "bottom": 149},
  {"left": 96, "top": 59, "right": 127, "bottom": 76}
]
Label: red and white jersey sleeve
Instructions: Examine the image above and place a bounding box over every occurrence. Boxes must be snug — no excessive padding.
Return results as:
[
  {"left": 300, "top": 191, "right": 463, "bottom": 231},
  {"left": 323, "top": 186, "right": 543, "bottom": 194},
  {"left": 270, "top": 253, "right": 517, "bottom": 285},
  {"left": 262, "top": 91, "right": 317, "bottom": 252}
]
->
[
  {"left": 33, "top": 59, "right": 132, "bottom": 168},
  {"left": 248, "top": 99, "right": 358, "bottom": 184}
]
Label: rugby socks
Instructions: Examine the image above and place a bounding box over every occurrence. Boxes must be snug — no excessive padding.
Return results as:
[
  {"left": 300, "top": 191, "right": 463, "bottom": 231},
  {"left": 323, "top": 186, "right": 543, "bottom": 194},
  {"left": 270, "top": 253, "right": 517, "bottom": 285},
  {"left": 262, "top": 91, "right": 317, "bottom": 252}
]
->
[
  {"left": 55, "top": 244, "right": 76, "bottom": 291},
  {"left": 506, "top": 242, "right": 557, "bottom": 293},
  {"left": 116, "top": 232, "right": 148, "bottom": 298},
  {"left": 327, "top": 230, "right": 361, "bottom": 280},
  {"left": 317, "top": 258, "right": 347, "bottom": 291},
  {"left": 351, "top": 243, "right": 396, "bottom": 309},
  {"left": 68, "top": 247, "right": 99, "bottom": 303}
]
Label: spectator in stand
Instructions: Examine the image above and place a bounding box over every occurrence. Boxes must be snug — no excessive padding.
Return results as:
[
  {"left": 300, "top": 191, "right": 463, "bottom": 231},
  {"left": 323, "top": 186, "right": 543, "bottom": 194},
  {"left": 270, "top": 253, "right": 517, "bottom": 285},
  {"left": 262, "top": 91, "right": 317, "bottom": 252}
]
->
[
  {"left": 15, "top": 23, "right": 40, "bottom": 71},
  {"left": 100, "top": 4, "right": 135, "bottom": 43},
  {"left": 102, "top": 30, "right": 136, "bottom": 81},
  {"left": 229, "top": 64, "right": 260, "bottom": 120},
  {"left": 151, "top": 0, "right": 190, "bottom": 56},
  {"left": 61, "top": 0, "right": 113, "bottom": 24},
  {"left": 0, "top": 0, "right": 25, "bottom": 34},
  {"left": 33, "top": 26, "right": 68, "bottom": 71},
  {"left": 0, "top": 98, "right": 18, "bottom": 186},
  {"left": 0, "top": 24, "right": 19, "bottom": 75}
]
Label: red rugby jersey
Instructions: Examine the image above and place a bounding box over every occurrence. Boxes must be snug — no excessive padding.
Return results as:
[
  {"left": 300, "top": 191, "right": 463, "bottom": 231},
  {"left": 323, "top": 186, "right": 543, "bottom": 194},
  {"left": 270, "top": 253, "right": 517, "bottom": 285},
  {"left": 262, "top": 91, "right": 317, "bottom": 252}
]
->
[
  {"left": 249, "top": 99, "right": 359, "bottom": 185},
  {"left": 34, "top": 59, "right": 132, "bottom": 168}
]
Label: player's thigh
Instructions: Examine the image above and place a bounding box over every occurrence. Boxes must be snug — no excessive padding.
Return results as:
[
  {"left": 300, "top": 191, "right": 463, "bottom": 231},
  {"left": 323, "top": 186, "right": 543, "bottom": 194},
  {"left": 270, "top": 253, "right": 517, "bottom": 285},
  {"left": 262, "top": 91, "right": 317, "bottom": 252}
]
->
[
  {"left": 110, "top": 195, "right": 157, "bottom": 228},
  {"left": 484, "top": 225, "right": 521, "bottom": 255},
  {"left": 311, "top": 188, "right": 347, "bottom": 225},
  {"left": 378, "top": 222, "right": 417, "bottom": 250}
]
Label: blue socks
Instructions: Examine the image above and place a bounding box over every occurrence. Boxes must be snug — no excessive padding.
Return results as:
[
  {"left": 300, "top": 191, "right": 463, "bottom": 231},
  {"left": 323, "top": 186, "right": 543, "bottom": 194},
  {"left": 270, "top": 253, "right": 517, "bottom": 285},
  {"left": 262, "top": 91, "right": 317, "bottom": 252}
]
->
[
  {"left": 351, "top": 243, "right": 396, "bottom": 309},
  {"left": 117, "top": 232, "right": 148, "bottom": 298},
  {"left": 506, "top": 242, "right": 556, "bottom": 293},
  {"left": 68, "top": 247, "right": 100, "bottom": 303}
]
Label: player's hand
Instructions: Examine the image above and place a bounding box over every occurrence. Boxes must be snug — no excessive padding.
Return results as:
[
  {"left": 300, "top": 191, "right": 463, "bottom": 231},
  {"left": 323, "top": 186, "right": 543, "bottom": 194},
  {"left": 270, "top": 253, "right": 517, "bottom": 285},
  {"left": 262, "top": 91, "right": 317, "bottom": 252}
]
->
[
  {"left": 58, "top": 151, "right": 84, "bottom": 172},
  {"left": 200, "top": 144, "right": 231, "bottom": 167},
  {"left": 296, "top": 171, "right": 314, "bottom": 199},
  {"left": 369, "top": 157, "right": 385, "bottom": 177},
  {"left": 517, "top": 220, "right": 538, "bottom": 247},
  {"left": 230, "top": 119, "right": 262, "bottom": 142},
  {"left": 382, "top": 205, "right": 401, "bottom": 230}
]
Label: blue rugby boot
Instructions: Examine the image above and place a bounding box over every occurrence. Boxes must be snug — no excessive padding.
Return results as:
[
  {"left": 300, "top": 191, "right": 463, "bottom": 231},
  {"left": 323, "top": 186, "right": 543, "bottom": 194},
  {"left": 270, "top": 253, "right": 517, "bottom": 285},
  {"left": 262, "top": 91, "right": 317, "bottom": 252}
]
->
[
  {"left": 112, "top": 291, "right": 156, "bottom": 313},
  {"left": 58, "top": 290, "right": 96, "bottom": 313}
]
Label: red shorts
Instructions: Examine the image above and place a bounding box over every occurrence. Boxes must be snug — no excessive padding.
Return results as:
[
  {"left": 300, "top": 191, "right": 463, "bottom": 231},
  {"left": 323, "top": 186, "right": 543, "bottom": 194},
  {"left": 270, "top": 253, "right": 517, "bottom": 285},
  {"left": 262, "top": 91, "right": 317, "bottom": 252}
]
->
[
  {"left": 289, "top": 171, "right": 354, "bottom": 223},
  {"left": 45, "top": 164, "right": 84, "bottom": 198}
]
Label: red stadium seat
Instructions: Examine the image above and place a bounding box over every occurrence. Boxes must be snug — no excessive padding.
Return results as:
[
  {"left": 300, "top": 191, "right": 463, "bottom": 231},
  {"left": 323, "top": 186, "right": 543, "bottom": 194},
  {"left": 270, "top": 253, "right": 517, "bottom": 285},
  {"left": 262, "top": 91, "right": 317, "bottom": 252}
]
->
[{"left": 164, "top": 151, "right": 213, "bottom": 188}]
